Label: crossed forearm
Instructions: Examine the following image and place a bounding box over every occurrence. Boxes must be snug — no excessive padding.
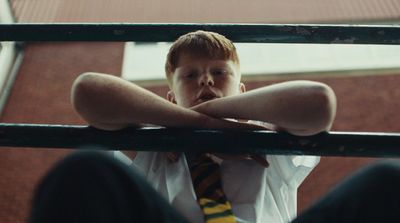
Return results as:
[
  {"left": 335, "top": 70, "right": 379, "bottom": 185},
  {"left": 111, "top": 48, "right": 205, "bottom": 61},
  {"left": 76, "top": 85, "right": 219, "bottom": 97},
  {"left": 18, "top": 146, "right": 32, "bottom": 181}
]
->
[
  {"left": 191, "top": 80, "right": 337, "bottom": 136},
  {"left": 71, "top": 73, "right": 259, "bottom": 131},
  {"left": 71, "top": 73, "right": 335, "bottom": 135}
]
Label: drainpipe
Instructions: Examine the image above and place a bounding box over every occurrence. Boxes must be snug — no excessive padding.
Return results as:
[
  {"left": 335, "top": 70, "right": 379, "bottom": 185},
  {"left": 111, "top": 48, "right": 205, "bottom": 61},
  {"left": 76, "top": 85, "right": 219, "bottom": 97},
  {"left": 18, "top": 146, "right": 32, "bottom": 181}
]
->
[{"left": 0, "top": 0, "right": 23, "bottom": 116}]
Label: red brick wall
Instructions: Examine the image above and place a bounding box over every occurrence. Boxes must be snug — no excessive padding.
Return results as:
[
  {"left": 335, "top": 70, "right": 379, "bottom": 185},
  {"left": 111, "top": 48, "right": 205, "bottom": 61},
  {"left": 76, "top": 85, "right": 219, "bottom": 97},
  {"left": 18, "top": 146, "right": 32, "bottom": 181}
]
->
[
  {"left": 0, "top": 42, "right": 124, "bottom": 223},
  {"left": 1, "top": 42, "right": 399, "bottom": 222},
  {"left": 11, "top": 0, "right": 400, "bottom": 24}
]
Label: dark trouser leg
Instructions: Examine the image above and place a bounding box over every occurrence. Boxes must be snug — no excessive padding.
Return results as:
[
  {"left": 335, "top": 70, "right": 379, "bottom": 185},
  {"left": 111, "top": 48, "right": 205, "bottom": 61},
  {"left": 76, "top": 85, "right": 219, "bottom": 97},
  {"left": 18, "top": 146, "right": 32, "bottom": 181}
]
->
[
  {"left": 28, "top": 150, "right": 189, "bottom": 223},
  {"left": 293, "top": 161, "right": 400, "bottom": 223}
]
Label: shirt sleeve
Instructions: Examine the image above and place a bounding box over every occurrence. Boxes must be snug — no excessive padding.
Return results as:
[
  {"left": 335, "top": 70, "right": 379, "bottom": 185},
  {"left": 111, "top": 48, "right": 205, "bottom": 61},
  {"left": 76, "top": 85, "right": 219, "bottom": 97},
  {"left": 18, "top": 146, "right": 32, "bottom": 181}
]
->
[
  {"left": 112, "top": 151, "right": 133, "bottom": 166},
  {"left": 246, "top": 120, "right": 320, "bottom": 187},
  {"left": 268, "top": 155, "right": 320, "bottom": 188}
]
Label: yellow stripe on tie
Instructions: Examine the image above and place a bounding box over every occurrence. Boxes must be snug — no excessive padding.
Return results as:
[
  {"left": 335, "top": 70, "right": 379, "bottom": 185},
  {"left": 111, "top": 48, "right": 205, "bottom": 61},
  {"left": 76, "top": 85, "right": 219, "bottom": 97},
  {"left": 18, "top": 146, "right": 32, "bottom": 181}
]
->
[
  {"left": 199, "top": 198, "right": 233, "bottom": 215},
  {"left": 199, "top": 198, "right": 237, "bottom": 223},
  {"left": 206, "top": 215, "right": 237, "bottom": 223},
  {"left": 190, "top": 155, "right": 237, "bottom": 223}
]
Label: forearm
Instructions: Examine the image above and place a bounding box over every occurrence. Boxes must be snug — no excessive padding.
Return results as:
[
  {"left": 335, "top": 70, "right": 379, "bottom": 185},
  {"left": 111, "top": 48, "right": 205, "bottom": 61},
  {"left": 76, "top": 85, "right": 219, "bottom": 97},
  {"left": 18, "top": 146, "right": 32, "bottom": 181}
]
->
[
  {"left": 71, "top": 73, "right": 208, "bottom": 130},
  {"left": 71, "top": 73, "right": 259, "bottom": 131},
  {"left": 193, "top": 80, "right": 337, "bottom": 136}
]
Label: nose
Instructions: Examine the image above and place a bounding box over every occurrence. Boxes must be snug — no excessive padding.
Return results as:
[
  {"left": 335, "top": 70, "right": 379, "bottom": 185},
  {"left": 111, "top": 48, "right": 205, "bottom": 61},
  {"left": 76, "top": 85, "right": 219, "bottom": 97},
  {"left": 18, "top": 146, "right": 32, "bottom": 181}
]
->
[{"left": 199, "top": 73, "right": 214, "bottom": 86}]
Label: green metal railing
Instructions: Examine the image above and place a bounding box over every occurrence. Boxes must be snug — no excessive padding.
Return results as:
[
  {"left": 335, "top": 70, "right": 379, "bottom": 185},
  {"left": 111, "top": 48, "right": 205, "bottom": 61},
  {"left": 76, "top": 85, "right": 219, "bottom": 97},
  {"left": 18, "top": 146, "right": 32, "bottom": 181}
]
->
[
  {"left": 0, "top": 124, "right": 399, "bottom": 157},
  {"left": 0, "top": 23, "right": 400, "bottom": 44},
  {"left": 0, "top": 23, "right": 399, "bottom": 157}
]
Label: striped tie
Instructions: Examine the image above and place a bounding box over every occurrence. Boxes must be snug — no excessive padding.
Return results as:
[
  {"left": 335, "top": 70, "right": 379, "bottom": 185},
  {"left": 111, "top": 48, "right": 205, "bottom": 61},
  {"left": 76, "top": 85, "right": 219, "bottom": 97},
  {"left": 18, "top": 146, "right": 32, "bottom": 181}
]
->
[{"left": 189, "top": 154, "right": 237, "bottom": 223}]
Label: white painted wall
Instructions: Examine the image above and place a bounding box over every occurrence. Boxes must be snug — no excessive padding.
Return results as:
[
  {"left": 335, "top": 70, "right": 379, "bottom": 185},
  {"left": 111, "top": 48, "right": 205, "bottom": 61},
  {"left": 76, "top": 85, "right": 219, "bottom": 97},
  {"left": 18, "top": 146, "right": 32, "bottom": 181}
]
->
[{"left": 122, "top": 42, "right": 400, "bottom": 81}]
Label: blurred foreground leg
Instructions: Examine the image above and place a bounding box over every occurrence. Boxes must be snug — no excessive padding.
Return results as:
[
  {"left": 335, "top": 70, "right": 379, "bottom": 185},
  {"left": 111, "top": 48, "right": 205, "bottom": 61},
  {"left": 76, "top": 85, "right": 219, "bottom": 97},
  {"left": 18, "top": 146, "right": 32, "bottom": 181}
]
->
[
  {"left": 28, "top": 149, "right": 189, "bottom": 223},
  {"left": 294, "top": 161, "right": 400, "bottom": 223}
]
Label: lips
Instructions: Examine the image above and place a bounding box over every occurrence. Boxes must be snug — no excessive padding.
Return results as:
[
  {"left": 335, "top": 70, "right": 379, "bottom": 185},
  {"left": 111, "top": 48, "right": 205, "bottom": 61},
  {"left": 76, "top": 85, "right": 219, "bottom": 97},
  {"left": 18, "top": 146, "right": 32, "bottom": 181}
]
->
[{"left": 197, "top": 90, "right": 219, "bottom": 102}]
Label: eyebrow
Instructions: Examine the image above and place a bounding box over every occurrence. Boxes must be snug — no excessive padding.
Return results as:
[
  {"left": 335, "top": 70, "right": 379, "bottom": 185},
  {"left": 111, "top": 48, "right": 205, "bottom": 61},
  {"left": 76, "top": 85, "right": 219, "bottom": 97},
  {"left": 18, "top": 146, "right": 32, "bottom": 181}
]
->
[
  {"left": 176, "top": 67, "right": 197, "bottom": 73},
  {"left": 176, "top": 61, "right": 235, "bottom": 73}
]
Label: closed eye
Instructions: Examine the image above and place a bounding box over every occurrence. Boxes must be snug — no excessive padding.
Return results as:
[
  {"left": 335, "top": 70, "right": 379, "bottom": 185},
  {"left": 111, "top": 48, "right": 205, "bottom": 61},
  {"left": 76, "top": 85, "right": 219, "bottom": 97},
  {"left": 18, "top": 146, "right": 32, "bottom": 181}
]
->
[
  {"left": 212, "top": 69, "right": 228, "bottom": 76},
  {"left": 183, "top": 70, "right": 199, "bottom": 79},
  {"left": 186, "top": 72, "right": 197, "bottom": 78}
]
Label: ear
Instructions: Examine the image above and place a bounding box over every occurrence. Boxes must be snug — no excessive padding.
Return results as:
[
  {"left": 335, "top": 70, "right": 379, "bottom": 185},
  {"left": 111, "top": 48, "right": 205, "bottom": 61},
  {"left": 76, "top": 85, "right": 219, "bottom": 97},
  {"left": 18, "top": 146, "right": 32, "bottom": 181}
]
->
[
  {"left": 239, "top": 82, "right": 246, "bottom": 93},
  {"left": 167, "top": 90, "right": 177, "bottom": 104}
]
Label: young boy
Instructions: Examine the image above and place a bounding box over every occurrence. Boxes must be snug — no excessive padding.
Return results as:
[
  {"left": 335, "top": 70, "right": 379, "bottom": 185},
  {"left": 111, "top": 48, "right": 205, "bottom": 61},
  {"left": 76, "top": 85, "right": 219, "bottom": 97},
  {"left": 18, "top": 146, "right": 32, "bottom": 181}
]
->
[
  {"left": 67, "top": 30, "right": 336, "bottom": 223},
  {"left": 30, "top": 30, "right": 340, "bottom": 223}
]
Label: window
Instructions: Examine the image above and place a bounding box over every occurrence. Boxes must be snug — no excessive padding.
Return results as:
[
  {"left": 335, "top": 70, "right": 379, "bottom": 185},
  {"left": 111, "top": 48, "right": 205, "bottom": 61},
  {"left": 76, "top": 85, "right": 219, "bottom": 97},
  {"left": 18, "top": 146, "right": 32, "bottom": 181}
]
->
[{"left": 122, "top": 41, "right": 400, "bottom": 83}]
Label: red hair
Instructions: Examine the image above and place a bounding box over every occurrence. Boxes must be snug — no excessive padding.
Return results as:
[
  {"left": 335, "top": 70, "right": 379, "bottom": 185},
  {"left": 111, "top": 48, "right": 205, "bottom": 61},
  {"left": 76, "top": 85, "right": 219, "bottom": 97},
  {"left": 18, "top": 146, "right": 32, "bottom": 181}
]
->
[{"left": 165, "top": 30, "right": 239, "bottom": 85}]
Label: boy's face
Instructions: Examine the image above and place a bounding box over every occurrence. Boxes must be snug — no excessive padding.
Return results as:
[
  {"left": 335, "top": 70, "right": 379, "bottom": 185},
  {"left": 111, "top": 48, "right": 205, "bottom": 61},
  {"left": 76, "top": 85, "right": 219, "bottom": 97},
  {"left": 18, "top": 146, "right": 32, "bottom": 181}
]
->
[{"left": 167, "top": 53, "right": 245, "bottom": 108}]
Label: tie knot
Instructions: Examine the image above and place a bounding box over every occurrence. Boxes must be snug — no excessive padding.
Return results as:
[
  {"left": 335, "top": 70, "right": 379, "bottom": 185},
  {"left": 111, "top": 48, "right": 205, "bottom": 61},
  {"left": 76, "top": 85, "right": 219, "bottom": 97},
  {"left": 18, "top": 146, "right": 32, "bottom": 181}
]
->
[
  {"left": 190, "top": 154, "right": 224, "bottom": 201},
  {"left": 189, "top": 153, "right": 237, "bottom": 222}
]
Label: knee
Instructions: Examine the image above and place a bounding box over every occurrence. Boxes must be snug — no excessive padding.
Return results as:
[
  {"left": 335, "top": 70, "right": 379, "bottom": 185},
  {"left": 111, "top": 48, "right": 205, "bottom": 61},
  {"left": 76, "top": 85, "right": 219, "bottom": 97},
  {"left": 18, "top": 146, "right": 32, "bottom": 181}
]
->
[
  {"left": 359, "top": 161, "right": 400, "bottom": 187},
  {"left": 61, "top": 149, "right": 113, "bottom": 166},
  {"left": 42, "top": 149, "right": 118, "bottom": 184},
  {"left": 63, "top": 149, "right": 112, "bottom": 166}
]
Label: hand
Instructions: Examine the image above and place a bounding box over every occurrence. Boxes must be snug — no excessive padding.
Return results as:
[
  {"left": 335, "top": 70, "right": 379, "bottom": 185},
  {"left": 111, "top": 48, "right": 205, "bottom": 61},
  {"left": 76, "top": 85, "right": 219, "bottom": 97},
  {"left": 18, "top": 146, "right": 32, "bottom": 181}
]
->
[
  {"left": 165, "top": 152, "right": 269, "bottom": 168},
  {"left": 166, "top": 152, "right": 180, "bottom": 163},
  {"left": 210, "top": 153, "right": 269, "bottom": 168}
]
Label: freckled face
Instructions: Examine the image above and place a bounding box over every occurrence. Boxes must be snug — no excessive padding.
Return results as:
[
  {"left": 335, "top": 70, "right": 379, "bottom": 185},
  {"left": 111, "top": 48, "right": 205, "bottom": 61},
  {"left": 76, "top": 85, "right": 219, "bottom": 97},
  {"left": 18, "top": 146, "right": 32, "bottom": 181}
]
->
[{"left": 167, "top": 54, "right": 245, "bottom": 108}]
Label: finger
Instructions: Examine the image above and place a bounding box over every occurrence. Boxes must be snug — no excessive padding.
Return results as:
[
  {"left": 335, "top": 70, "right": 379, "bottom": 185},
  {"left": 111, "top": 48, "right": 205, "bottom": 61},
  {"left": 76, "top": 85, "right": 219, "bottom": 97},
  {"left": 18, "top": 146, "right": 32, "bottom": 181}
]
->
[
  {"left": 213, "top": 119, "right": 267, "bottom": 130},
  {"left": 250, "top": 155, "right": 269, "bottom": 168},
  {"left": 212, "top": 153, "right": 251, "bottom": 161},
  {"left": 166, "top": 152, "right": 180, "bottom": 163}
]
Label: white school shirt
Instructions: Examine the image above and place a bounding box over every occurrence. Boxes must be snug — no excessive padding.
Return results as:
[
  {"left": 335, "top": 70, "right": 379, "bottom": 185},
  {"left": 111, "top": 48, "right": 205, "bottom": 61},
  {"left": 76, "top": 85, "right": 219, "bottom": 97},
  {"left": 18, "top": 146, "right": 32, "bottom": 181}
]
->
[{"left": 113, "top": 151, "right": 319, "bottom": 223}]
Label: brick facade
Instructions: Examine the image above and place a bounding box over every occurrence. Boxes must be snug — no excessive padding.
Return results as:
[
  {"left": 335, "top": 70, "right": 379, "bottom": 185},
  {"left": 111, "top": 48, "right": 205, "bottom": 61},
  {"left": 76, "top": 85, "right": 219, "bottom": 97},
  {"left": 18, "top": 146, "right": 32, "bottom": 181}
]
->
[{"left": 0, "top": 42, "right": 399, "bottom": 222}]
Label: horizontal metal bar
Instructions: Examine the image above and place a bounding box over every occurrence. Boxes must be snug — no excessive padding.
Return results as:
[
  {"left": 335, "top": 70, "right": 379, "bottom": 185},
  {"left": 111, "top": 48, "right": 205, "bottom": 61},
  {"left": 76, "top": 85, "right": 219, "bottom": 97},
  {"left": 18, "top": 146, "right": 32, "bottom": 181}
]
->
[
  {"left": 0, "top": 123, "right": 400, "bottom": 157},
  {"left": 1, "top": 23, "right": 400, "bottom": 44}
]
